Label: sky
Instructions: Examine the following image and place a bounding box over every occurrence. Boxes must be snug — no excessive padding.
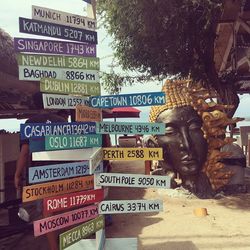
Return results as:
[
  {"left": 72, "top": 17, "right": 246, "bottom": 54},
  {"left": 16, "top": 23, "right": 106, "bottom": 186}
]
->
[{"left": 0, "top": 0, "right": 249, "bottom": 133}]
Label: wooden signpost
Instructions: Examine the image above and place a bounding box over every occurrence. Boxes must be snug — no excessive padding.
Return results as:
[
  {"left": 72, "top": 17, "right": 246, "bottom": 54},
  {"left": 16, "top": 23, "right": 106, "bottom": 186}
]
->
[
  {"left": 76, "top": 105, "right": 102, "bottom": 122},
  {"left": 33, "top": 204, "right": 98, "bottom": 236},
  {"left": 89, "top": 92, "right": 165, "bottom": 108},
  {"left": 98, "top": 199, "right": 163, "bottom": 214},
  {"left": 42, "top": 93, "right": 89, "bottom": 109},
  {"left": 95, "top": 173, "right": 170, "bottom": 189},
  {"left": 18, "top": 65, "right": 99, "bottom": 82},
  {"left": 96, "top": 121, "right": 165, "bottom": 135},
  {"left": 28, "top": 161, "right": 103, "bottom": 183},
  {"left": 14, "top": 38, "right": 96, "bottom": 57},
  {"left": 40, "top": 78, "right": 101, "bottom": 96},
  {"left": 43, "top": 188, "right": 104, "bottom": 213},
  {"left": 32, "top": 5, "right": 96, "bottom": 31},
  {"left": 59, "top": 215, "right": 105, "bottom": 250},
  {"left": 17, "top": 54, "right": 100, "bottom": 70},
  {"left": 45, "top": 134, "right": 102, "bottom": 150},
  {"left": 22, "top": 175, "right": 94, "bottom": 202},
  {"left": 102, "top": 147, "right": 163, "bottom": 161},
  {"left": 19, "top": 17, "right": 97, "bottom": 44},
  {"left": 20, "top": 121, "right": 96, "bottom": 140}
]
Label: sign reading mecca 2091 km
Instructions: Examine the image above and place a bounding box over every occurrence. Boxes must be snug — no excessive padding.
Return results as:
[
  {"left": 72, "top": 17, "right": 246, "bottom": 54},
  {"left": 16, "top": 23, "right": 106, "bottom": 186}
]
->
[
  {"left": 14, "top": 37, "right": 96, "bottom": 57},
  {"left": 18, "top": 65, "right": 99, "bottom": 82},
  {"left": 32, "top": 5, "right": 96, "bottom": 31},
  {"left": 102, "top": 147, "right": 163, "bottom": 161},
  {"left": 89, "top": 92, "right": 165, "bottom": 108},
  {"left": 22, "top": 175, "right": 93, "bottom": 202},
  {"left": 76, "top": 105, "right": 102, "bottom": 122},
  {"left": 17, "top": 54, "right": 100, "bottom": 70},
  {"left": 19, "top": 17, "right": 97, "bottom": 44},
  {"left": 40, "top": 78, "right": 101, "bottom": 96},
  {"left": 42, "top": 93, "right": 89, "bottom": 109}
]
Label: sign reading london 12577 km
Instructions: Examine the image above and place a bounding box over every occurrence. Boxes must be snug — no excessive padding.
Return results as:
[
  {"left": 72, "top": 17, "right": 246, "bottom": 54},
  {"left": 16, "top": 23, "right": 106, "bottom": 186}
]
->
[
  {"left": 42, "top": 93, "right": 89, "bottom": 109},
  {"left": 89, "top": 92, "right": 165, "bottom": 108},
  {"left": 20, "top": 121, "right": 96, "bottom": 140},
  {"left": 102, "top": 147, "right": 163, "bottom": 161},
  {"left": 14, "top": 38, "right": 96, "bottom": 57},
  {"left": 17, "top": 54, "right": 100, "bottom": 70},
  {"left": 32, "top": 5, "right": 96, "bottom": 31},
  {"left": 40, "top": 78, "right": 101, "bottom": 96},
  {"left": 19, "top": 65, "right": 99, "bottom": 82},
  {"left": 96, "top": 121, "right": 165, "bottom": 135},
  {"left": 19, "top": 17, "right": 97, "bottom": 44}
]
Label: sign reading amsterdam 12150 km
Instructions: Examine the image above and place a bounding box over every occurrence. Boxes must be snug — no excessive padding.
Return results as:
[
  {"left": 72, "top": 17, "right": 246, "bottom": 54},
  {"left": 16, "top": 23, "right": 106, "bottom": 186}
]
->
[
  {"left": 102, "top": 147, "right": 163, "bottom": 161},
  {"left": 17, "top": 54, "right": 99, "bottom": 70},
  {"left": 19, "top": 17, "right": 97, "bottom": 44},
  {"left": 89, "top": 92, "right": 165, "bottom": 108},
  {"left": 32, "top": 5, "right": 96, "bottom": 31},
  {"left": 40, "top": 78, "right": 101, "bottom": 96}
]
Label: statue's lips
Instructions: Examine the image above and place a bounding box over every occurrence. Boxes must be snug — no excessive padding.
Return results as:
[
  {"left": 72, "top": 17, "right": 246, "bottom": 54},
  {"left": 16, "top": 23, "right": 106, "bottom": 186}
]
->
[{"left": 181, "top": 156, "right": 196, "bottom": 164}]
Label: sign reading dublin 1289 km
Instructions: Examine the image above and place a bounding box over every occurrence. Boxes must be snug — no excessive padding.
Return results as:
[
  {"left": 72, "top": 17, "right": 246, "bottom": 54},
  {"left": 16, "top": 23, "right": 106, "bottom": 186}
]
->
[{"left": 89, "top": 92, "right": 165, "bottom": 108}]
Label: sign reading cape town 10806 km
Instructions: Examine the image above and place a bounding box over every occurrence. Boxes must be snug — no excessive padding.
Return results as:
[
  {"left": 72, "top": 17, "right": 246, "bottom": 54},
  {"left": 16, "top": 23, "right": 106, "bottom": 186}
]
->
[
  {"left": 19, "top": 17, "right": 97, "bottom": 44},
  {"left": 89, "top": 92, "right": 165, "bottom": 108}
]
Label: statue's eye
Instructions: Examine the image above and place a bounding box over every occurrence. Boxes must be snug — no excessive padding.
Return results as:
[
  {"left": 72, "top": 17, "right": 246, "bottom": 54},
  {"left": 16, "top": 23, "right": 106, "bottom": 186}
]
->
[
  {"left": 189, "top": 122, "right": 201, "bottom": 130},
  {"left": 165, "top": 126, "right": 177, "bottom": 135}
]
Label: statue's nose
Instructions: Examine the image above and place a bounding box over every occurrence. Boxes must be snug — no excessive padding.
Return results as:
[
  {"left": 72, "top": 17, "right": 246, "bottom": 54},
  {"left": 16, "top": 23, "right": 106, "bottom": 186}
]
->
[{"left": 179, "top": 128, "right": 192, "bottom": 151}]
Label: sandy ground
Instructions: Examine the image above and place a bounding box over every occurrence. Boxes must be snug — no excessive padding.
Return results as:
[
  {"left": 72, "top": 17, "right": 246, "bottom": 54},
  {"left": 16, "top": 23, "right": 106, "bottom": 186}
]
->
[
  {"left": 1, "top": 160, "right": 250, "bottom": 250},
  {"left": 105, "top": 160, "right": 250, "bottom": 250}
]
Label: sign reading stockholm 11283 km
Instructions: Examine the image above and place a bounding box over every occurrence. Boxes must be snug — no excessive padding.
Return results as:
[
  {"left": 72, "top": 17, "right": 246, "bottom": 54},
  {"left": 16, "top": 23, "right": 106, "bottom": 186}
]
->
[{"left": 89, "top": 92, "right": 165, "bottom": 108}]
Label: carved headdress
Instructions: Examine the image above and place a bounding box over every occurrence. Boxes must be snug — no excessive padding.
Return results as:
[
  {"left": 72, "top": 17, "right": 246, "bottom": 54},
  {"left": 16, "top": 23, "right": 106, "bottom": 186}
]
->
[{"left": 150, "top": 79, "right": 243, "bottom": 190}]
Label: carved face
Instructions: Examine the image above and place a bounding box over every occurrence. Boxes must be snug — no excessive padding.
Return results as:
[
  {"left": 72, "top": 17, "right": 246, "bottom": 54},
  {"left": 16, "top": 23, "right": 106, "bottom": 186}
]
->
[{"left": 156, "top": 106, "right": 208, "bottom": 177}]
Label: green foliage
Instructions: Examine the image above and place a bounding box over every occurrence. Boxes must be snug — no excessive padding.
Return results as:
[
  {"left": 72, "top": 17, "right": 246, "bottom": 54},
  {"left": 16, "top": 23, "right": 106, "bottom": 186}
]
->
[{"left": 98, "top": 0, "right": 222, "bottom": 84}]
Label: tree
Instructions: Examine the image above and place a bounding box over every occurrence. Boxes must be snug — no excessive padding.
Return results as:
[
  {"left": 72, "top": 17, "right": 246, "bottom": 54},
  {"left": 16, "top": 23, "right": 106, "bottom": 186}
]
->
[{"left": 98, "top": 0, "right": 239, "bottom": 116}]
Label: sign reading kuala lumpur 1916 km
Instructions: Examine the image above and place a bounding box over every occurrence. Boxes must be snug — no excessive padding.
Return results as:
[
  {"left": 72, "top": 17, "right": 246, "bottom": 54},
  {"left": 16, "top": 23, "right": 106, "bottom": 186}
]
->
[{"left": 40, "top": 78, "right": 101, "bottom": 96}]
